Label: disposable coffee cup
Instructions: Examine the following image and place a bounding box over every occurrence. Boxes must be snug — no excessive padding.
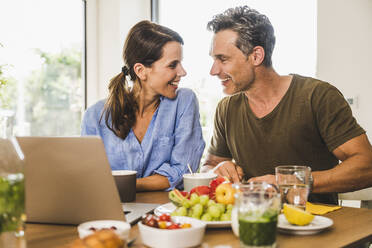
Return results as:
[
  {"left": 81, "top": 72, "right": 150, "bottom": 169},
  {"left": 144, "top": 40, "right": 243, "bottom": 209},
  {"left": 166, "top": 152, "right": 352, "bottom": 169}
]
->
[
  {"left": 183, "top": 173, "right": 217, "bottom": 192},
  {"left": 112, "top": 170, "right": 137, "bottom": 202}
]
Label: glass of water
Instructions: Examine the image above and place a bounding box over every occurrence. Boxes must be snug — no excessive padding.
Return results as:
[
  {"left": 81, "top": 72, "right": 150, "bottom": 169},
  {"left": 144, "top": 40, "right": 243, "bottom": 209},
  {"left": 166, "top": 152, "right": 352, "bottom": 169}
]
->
[{"left": 275, "top": 165, "right": 311, "bottom": 210}]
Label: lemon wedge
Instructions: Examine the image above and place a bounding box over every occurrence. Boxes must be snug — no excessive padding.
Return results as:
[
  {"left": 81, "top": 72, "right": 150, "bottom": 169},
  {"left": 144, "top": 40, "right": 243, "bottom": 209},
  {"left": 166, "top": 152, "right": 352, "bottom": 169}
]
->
[{"left": 283, "top": 204, "right": 314, "bottom": 226}]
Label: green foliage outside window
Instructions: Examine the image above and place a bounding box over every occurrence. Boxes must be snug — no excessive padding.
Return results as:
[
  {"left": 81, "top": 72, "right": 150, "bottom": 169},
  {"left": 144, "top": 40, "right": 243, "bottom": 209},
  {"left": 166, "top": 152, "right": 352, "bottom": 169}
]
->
[
  {"left": 0, "top": 43, "right": 17, "bottom": 110},
  {"left": 0, "top": 43, "right": 83, "bottom": 136},
  {"left": 25, "top": 46, "right": 83, "bottom": 136}
]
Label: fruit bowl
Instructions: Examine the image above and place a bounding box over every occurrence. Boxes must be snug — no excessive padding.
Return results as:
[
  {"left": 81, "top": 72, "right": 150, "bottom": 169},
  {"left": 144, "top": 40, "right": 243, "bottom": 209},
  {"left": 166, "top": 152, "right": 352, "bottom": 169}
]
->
[
  {"left": 138, "top": 216, "right": 206, "bottom": 248},
  {"left": 77, "top": 220, "right": 130, "bottom": 240}
]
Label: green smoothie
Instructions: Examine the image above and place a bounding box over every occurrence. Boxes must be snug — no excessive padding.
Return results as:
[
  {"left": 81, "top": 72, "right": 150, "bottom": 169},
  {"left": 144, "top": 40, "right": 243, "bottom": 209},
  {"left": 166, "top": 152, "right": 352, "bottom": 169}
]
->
[
  {"left": 239, "top": 212, "right": 278, "bottom": 247},
  {"left": 0, "top": 173, "right": 25, "bottom": 234}
]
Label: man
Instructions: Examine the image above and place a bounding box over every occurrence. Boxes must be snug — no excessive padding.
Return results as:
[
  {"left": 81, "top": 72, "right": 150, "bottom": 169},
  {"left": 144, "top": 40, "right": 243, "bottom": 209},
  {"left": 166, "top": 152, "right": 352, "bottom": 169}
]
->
[{"left": 201, "top": 6, "right": 372, "bottom": 204}]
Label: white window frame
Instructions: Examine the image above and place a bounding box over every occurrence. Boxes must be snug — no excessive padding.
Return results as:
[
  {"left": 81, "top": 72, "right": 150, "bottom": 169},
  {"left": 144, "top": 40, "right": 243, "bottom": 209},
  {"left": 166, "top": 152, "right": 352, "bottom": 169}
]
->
[{"left": 85, "top": 0, "right": 151, "bottom": 108}]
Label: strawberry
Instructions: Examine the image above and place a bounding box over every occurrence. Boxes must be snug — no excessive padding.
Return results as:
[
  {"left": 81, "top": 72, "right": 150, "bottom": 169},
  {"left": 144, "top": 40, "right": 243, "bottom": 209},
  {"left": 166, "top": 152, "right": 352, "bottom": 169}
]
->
[
  {"left": 209, "top": 177, "right": 228, "bottom": 199},
  {"left": 189, "top": 185, "right": 210, "bottom": 196}
]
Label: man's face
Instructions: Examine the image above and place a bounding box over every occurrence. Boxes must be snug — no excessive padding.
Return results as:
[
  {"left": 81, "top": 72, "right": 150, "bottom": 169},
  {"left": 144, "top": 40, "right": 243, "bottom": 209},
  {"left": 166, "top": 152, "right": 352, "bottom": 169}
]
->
[{"left": 209, "top": 30, "right": 255, "bottom": 95}]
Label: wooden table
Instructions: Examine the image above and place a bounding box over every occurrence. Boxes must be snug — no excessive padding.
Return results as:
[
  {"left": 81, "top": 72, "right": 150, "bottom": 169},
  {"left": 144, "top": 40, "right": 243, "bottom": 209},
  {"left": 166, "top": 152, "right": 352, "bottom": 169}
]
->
[{"left": 11, "top": 192, "right": 372, "bottom": 247}]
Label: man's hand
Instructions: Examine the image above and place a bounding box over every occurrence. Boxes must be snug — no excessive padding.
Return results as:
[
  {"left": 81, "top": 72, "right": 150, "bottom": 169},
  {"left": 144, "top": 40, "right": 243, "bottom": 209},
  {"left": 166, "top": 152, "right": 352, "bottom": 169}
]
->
[
  {"left": 214, "top": 161, "right": 244, "bottom": 183},
  {"left": 248, "top": 174, "right": 276, "bottom": 185},
  {"left": 201, "top": 153, "right": 244, "bottom": 183}
]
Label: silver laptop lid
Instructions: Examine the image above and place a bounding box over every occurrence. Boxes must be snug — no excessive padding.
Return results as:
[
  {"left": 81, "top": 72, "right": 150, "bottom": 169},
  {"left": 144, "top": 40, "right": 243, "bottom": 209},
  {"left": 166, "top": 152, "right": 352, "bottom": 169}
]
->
[{"left": 16, "top": 136, "right": 125, "bottom": 225}]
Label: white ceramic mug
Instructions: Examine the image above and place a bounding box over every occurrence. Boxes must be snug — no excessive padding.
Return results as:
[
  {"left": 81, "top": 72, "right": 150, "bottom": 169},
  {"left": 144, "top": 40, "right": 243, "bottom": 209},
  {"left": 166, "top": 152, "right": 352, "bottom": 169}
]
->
[{"left": 183, "top": 173, "right": 217, "bottom": 192}]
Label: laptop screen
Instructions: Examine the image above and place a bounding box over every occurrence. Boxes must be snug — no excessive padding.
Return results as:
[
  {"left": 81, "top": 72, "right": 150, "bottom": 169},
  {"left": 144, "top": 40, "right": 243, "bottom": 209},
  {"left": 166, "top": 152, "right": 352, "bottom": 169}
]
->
[{"left": 17, "top": 136, "right": 125, "bottom": 225}]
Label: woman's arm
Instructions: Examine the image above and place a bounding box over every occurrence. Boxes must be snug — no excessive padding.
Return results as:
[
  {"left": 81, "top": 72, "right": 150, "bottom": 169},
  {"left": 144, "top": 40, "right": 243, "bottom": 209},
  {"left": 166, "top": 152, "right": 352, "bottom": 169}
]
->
[
  {"left": 153, "top": 89, "right": 206, "bottom": 190},
  {"left": 136, "top": 174, "right": 170, "bottom": 191}
]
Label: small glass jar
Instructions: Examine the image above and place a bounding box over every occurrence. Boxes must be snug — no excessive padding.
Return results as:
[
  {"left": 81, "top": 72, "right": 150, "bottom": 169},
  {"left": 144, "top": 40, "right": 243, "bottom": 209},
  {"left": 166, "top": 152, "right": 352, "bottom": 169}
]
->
[{"left": 232, "top": 182, "right": 281, "bottom": 248}]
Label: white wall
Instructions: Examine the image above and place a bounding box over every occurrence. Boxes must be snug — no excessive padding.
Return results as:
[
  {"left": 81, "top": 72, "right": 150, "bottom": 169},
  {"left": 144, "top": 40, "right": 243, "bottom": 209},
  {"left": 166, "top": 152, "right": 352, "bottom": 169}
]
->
[
  {"left": 317, "top": 0, "right": 372, "bottom": 140},
  {"left": 86, "top": 0, "right": 151, "bottom": 107}
]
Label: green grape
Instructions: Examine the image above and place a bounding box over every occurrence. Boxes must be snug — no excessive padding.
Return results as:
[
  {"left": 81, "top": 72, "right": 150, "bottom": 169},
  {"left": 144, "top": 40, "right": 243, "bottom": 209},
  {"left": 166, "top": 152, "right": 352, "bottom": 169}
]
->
[
  {"left": 199, "top": 195, "right": 209, "bottom": 206},
  {"left": 171, "top": 206, "right": 185, "bottom": 216},
  {"left": 220, "top": 213, "right": 231, "bottom": 221},
  {"left": 191, "top": 203, "right": 203, "bottom": 219},
  {"left": 208, "top": 204, "right": 221, "bottom": 218},
  {"left": 177, "top": 206, "right": 187, "bottom": 216},
  {"left": 207, "top": 199, "right": 216, "bottom": 207},
  {"left": 189, "top": 193, "right": 200, "bottom": 206},
  {"left": 201, "top": 213, "right": 212, "bottom": 221},
  {"left": 192, "top": 213, "right": 201, "bottom": 219},
  {"left": 216, "top": 203, "right": 226, "bottom": 213},
  {"left": 226, "top": 210, "right": 232, "bottom": 219},
  {"left": 226, "top": 204, "right": 233, "bottom": 212},
  {"left": 182, "top": 198, "right": 191, "bottom": 208},
  {"left": 186, "top": 208, "right": 192, "bottom": 217}
]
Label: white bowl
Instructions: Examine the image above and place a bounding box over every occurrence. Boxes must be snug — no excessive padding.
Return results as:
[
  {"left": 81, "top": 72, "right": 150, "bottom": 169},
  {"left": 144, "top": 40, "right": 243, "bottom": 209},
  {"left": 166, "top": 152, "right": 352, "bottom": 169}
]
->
[
  {"left": 138, "top": 216, "right": 206, "bottom": 248},
  {"left": 77, "top": 220, "right": 131, "bottom": 240}
]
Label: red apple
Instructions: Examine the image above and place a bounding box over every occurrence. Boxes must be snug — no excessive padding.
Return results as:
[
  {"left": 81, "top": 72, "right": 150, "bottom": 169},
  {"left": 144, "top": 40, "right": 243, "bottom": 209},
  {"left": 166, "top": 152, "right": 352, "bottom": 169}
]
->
[
  {"left": 209, "top": 177, "right": 228, "bottom": 199},
  {"left": 215, "top": 183, "right": 235, "bottom": 205}
]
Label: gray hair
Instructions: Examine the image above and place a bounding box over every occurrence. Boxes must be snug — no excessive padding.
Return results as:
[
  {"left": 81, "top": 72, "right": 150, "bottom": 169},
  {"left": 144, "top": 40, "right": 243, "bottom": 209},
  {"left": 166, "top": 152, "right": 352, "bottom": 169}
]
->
[{"left": 207, "top": 6, "right": 275, "bottom": 67}]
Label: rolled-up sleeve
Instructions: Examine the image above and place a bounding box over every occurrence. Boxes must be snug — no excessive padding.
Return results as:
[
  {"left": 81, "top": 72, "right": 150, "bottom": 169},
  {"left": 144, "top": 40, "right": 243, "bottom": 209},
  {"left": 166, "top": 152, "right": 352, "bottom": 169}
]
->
[{"left": 154, "top": 89, "right": 205, "bottom": 190}]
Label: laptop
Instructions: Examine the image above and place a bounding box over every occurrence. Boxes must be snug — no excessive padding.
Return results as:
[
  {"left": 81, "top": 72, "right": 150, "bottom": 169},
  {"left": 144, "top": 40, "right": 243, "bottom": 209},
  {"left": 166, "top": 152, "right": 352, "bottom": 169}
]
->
[{"left": 16, "top": 136, "right": 158, "bottom": 225}]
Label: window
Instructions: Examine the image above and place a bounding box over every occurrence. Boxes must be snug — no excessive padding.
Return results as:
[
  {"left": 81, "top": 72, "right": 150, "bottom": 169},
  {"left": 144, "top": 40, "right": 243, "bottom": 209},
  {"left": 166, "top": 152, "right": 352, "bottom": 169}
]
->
[
  {"left": 157, "top": 0, "right": 317, "bottom": 146},
  {"left": 0, "top": 0, "right": 85, "bottom": 136}
]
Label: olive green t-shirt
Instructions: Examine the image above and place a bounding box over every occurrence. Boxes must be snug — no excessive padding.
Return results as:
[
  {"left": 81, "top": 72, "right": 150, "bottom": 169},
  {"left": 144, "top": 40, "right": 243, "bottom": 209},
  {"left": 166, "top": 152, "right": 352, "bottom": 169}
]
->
[{"left": 208, "top": 74, "right": 365, "bottom": 204}]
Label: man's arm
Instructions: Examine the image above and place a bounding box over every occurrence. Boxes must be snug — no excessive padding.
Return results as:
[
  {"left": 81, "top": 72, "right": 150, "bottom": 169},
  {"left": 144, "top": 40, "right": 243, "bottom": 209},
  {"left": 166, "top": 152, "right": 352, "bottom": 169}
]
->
[
  {"left": 309, "top": 85, "right": 372, "bottom": 193},
  {"left": 312, "top": 134, "right": 372, "bottom": 193},
  {"left": 249, "top": 134, "right": 372, "bottom": 193},
  {"left": 200, "top": 153, "right": 244, "bottom": 183}
]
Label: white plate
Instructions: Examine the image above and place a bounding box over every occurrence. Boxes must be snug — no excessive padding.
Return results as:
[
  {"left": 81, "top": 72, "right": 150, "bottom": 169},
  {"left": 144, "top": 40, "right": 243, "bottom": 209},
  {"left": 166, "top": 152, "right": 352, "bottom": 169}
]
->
[
  {"left": 154, "top": 202, "right": 231, "bottom": 228},
  {"left": 277, "top": 214, "right": 333, "bottom": 235}
]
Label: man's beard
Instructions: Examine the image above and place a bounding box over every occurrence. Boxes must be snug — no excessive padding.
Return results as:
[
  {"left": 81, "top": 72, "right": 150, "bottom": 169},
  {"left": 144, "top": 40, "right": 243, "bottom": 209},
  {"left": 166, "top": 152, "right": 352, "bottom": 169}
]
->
[{"left": 231, "top": 77, "right": 254, "bottom": 95}]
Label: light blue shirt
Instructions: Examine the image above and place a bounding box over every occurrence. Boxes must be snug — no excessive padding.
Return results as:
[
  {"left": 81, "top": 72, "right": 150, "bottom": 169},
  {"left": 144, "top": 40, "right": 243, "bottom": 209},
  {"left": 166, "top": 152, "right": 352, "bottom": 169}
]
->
[{"left": 81, "top": 88, "right": 205, "bottom": 190}]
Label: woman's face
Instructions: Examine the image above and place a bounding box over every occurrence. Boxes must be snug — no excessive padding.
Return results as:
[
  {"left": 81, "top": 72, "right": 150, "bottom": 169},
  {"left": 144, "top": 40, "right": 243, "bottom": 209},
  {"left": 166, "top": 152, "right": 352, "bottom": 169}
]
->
[{"left": 143, "top": 41, "right": 186, "bottom": 99}]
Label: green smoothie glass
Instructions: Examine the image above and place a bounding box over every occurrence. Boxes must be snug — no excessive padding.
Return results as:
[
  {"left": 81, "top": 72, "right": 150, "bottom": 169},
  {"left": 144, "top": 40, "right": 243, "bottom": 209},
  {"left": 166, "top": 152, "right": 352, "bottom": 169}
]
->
[
  {"left": 0, "top": 137, "right": 26, "bottom": 241},
  {"left": 234, "top": 182, "right": 281, "bottom": 248}
]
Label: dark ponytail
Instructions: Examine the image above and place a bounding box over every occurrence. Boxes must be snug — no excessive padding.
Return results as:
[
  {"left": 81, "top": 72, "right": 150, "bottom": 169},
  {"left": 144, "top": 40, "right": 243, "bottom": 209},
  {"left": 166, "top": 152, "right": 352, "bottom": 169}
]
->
[
  {"left": 101, "top": 20, "right": 183, "bottom": 139},
  {"left": 101, "top": 68, "right": 138, "bottom": 139}
]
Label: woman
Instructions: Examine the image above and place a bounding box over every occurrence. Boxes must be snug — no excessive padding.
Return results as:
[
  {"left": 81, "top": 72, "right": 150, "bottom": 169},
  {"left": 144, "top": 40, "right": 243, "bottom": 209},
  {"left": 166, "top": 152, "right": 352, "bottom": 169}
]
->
[{"left": 81, "top": 20, "right": 205, "bottom": 191}]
